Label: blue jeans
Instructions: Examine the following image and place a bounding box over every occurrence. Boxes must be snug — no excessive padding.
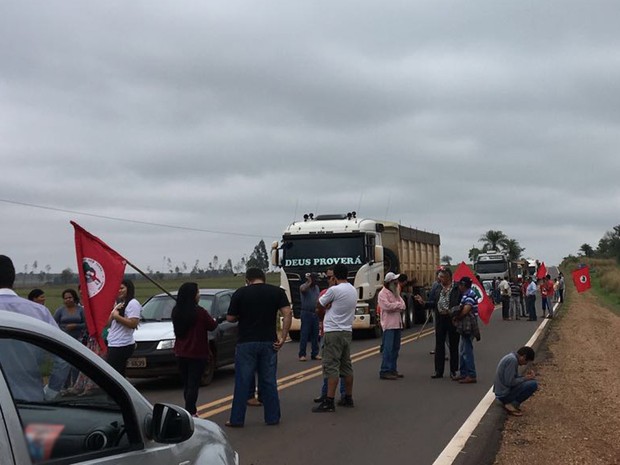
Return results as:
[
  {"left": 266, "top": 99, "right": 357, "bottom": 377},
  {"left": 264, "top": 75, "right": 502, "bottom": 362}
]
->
[
  {"left": 230, "top": 342, "right": 280, "bottom": 425},
  {"left": 459, "top": 335, "right": 476, "bottom": 378},
  {"left": 497, "top": 380, "right": 538, "bottom": 407},
  {"left": 380, "top": 329, "right": 402, "bottom": 375},
  {"left": 298, "top": 311, "right": 319, "bottom": 358},
  {"left": 526, "top": 295, "right": 537, "bottom": 320}
]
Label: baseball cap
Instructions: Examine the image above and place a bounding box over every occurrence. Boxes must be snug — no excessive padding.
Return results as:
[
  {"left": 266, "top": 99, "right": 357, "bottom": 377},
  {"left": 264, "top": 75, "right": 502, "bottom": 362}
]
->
[{"left": 384, "top": 272, "right": 400, "bottom": 283}]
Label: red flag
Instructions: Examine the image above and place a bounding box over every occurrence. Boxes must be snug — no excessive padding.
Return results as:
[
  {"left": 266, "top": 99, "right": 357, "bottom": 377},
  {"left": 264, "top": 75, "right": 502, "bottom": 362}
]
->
[
  {"left": 572, "top": 266, "right": 592, "bottom": 293},
  {"left": 453, "top": 262, "right": 495, "bottom": 325},
  {"left": 536, "top": 262, "right": 547, "bottom": 280},
  {"left": 71, "top": 221, "right": 126, "bottom": 353}
]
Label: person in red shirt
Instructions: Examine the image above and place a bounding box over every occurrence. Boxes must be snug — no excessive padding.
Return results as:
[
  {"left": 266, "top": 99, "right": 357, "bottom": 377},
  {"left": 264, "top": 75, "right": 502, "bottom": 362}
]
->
[
  {"left": 544, "top": 275, "right": 555, "bottom": 318},
  {"left": 172, "top": 282, "right": 218, "bottom": 416}
]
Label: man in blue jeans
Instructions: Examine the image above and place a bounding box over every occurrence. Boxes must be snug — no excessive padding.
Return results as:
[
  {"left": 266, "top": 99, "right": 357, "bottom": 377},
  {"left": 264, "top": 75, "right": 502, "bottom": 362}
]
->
[
  {"left": 225, "top": 268, "right": 292, "bottom": 427},
  {"left": 493, "top": 346, "right": 538, "bottom": 416},
  {"left": 298, "top": 272, "right": 321, "bottom": 361}
]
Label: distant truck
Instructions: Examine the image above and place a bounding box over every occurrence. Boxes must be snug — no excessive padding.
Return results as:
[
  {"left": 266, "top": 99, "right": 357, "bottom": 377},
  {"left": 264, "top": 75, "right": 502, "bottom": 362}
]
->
[
  {"left": 474, "top": 251, "right": 518, "bottom": 283},
  {"left": 271, "top": 212, "right": 441, "bottom": 339}
]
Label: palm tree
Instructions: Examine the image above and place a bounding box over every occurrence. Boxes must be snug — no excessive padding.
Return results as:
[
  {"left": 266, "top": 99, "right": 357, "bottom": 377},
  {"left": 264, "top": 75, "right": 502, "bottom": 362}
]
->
[
  {"left": 441, "top": 255, "right": 452, "bottom": 266},
  {"left": 479, "top": 230, "right": 508, "bottom": 252},
  {"left": 503, "top": 238, "right": 525, "bottom": 262},
  {"left": 468, "top": 247, "right": 482, "bottom": 263}
]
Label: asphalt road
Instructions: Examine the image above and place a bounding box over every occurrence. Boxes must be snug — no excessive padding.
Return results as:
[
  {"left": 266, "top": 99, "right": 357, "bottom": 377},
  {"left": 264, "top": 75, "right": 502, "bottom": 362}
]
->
[{"left": 133, "top": 295, "right": 553, "bottom": 465}]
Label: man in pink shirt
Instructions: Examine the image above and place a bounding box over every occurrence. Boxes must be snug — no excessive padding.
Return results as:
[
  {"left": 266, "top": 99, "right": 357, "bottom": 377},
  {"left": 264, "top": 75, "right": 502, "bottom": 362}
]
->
[{"left": 378, "top": 272, "right": 406, "bottom": 380}]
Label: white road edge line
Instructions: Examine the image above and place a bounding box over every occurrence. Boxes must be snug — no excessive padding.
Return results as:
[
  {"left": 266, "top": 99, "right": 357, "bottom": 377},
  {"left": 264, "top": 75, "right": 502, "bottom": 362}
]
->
[{"left": 432, "top": 301, "right": 560, "bottom": 465}]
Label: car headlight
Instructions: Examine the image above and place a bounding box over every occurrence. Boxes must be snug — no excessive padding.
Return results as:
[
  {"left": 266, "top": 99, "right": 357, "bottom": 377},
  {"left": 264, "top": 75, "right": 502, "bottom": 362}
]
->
[{"left": 156, "top": 339, "right": 175, "bottom": 350}]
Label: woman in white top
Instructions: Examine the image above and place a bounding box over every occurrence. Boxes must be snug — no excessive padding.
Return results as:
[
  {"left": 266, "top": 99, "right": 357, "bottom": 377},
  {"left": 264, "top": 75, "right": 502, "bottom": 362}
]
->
[{"left": 106, "top": 279, "right": 141, "bottom": 376}]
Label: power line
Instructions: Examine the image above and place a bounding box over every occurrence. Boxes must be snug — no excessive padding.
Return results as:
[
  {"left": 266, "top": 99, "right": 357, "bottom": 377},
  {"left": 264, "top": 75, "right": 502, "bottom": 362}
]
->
[{"left": 0, "top": 198, "right": 269, "bottom": 239}]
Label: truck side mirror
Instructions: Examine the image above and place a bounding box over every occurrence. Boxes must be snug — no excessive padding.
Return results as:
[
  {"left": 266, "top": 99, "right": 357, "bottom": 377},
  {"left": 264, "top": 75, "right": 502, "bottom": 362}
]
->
[
  {"left": 375, "top": 245, "right": 384, "bottom": 262},
  {"left": 270, "top": 241, "right": 281, "bottom": 266}
]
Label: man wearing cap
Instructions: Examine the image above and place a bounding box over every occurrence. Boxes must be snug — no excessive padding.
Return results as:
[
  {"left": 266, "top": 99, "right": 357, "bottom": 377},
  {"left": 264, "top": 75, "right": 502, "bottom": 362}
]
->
[
  {"left": 453, "top": 276, "right": 479, "bottom": 384},
  {"left": 378, "top": 272, "right": 406, "bottom": 380}
]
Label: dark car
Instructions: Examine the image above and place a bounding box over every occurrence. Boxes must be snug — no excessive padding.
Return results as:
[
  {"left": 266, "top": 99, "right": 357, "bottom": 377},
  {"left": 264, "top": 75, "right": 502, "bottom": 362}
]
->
[{"left": 126, "top": 289, "right": 237, "bottom": 385}]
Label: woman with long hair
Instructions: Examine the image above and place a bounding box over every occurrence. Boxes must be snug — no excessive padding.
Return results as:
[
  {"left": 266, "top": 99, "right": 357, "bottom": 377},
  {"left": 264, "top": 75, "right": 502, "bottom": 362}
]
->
[
  {"left": 106, "top": 279, "right": 141, "bottom": 376},
  {"left": 172, "top": 282, "right": 218, "bottom": 416}
]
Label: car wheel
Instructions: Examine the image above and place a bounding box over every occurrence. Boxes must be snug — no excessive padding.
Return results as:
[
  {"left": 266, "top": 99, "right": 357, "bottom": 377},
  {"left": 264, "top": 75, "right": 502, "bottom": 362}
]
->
[{"left": 200, "top": 354, "right": 216, "bottom": 386}]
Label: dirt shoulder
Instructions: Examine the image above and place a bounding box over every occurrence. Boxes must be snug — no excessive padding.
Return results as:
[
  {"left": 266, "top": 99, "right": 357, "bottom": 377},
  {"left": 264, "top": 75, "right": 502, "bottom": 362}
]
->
[{"left": 493, "top": 288, "right": 620, "bottom": 465}]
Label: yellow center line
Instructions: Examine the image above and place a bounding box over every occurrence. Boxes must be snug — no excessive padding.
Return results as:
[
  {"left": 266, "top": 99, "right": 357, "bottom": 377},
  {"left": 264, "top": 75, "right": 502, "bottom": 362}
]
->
[{"left": 196, "top": 327, "right": 435, "bottom": 418}]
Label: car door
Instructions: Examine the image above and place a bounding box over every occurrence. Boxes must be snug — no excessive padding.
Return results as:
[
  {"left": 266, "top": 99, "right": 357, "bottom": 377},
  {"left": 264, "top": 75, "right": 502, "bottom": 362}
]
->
[
  {"left": 212, "top": 292, "right": 237, "bottom": 364},
  {"left": 0, "top": 326, "right": 189, "bottom": 465}
]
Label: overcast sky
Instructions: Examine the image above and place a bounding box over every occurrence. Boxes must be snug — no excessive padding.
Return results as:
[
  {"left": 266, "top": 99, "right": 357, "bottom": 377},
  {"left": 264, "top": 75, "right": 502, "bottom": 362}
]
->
[{"left": 2, "top": 0, "right": 619, "bottom": 276}]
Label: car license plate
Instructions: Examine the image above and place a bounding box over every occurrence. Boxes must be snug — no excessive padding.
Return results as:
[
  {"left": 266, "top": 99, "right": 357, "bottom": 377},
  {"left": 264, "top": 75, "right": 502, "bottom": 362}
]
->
[{"left": 126, "top": 357, "right": 146, "bottom": 368}]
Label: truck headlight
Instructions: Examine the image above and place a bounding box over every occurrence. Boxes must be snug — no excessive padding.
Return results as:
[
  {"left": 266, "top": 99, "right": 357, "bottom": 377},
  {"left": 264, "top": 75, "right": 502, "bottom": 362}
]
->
[{"left": 156, "top": 339, "right": 175, "bottom": 350}]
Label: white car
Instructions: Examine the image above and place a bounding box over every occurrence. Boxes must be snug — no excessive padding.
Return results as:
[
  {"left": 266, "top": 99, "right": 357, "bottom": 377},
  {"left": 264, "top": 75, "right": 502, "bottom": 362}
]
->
[{"left": 0, "top": 310, "right": 238, "bottom": 465}]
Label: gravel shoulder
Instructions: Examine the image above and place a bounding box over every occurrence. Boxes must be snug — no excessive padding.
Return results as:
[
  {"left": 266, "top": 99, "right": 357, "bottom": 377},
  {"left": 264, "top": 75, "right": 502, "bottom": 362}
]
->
[{"left": 493, "top": 288, "right": 620, "bottom": 465}]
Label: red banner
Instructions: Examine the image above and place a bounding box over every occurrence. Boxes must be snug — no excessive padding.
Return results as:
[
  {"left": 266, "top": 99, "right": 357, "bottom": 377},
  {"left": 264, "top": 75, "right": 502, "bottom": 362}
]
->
[
  {"left": 572, "top": 266, "right": 592, "bottom": 293},
  {"left": 71, "top": 221, "right": 126, "bottom": 353},
  {"left": 453, "top": 262, "right": 495, "bottom": 325},
  {"left": 536, "top": 262, "right": 548, "bottom": 280}
]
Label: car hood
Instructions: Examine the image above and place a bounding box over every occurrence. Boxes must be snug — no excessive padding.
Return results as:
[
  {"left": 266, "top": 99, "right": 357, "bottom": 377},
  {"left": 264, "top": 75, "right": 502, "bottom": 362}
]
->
[{"left": 135, "top": 321, "right": 174, "bottom": 341}]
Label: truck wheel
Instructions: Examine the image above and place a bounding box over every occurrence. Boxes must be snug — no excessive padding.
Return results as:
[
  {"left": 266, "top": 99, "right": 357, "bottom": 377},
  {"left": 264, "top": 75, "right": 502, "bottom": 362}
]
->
[
  {"left": 289, "top": 331, "right": 300, "bottom": 341},
  {"left": 200, "top": 353, "right": 216, "bottom": 386},
  {"left": 383, "top": 248, "right": 400, "bottom": 274}
]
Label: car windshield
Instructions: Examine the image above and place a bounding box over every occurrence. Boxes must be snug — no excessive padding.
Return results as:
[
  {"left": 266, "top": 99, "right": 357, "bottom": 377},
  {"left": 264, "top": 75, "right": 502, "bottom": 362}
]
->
[{"left": 141, "top": 295, "right": 215, "bottom": 321}]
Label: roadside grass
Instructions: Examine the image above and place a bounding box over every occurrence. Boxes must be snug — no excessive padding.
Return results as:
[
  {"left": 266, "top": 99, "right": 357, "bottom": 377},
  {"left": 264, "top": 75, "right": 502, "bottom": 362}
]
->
[
  {"left": 562, "top": 257, "right": 620, "bottom": 316},
  {"left": 14, "top": 273, "right": 281, "bottom": 315}
]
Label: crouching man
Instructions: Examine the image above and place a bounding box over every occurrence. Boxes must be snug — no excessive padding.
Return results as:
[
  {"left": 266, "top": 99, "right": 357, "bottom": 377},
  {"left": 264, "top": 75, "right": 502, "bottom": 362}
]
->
[{"left": 493, "top": 346, "right": 538, "bottom": 416}]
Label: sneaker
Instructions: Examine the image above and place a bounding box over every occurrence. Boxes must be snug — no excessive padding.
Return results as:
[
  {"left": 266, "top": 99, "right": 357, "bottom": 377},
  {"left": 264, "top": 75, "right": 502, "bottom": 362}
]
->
[
  {"left": 311, "top": 355, "right": 322, "bottom": 360},
  {"left": 312, "top": 399, "right": 335, "bottom": 413},
  {"left": 299, "top": 356, "right": 307, "bottom": 361},
  {"left": 392, "top": 371, "right": 404, "bottom": 378},
  {"left": 380, "top": 373, "right": 398, "bottom": 380},
  {"left": 450, "top": 372, "right": 459, "bottom": 380},
  {"left": 458, "top": 376, "right": 477, "bottom": 384},
  {"left": 313, "top": 395, "right": 326, "bottom": 403},
  {"left": 247, "top": 398, "right": 263, "bottom": 407},
  {"left": 337, "top": 396, "right": 354, "bottom": 408}
]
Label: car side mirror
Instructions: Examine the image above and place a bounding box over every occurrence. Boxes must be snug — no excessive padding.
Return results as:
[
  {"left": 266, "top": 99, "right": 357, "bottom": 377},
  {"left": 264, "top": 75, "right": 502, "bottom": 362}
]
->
[{"left": 150, "top": 403, "right": 194, "bottom": 443}]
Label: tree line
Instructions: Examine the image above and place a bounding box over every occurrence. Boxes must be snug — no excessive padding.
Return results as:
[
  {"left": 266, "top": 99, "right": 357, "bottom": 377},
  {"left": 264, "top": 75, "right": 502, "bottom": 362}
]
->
[{"left": 574, "top": 224, "right": 620, "bottom": 262}]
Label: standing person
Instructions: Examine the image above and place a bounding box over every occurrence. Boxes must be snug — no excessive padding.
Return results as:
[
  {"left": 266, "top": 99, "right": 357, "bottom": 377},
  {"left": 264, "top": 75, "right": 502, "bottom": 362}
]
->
[
  {"left": 106, "top": 279, "right": 141, "bottom": 376},
  {"left": 493, "top": 346, "right": 538, "bottom": 416},
  {"left": 298, "top": 272, "right": 321, "bottom": 361},
  {"left": 226, "top": 268, "right": 291, "bottom": 427},
  {"left": 525, "top": 277, "right": 538, "bottom": 321},
  {"left": 509, "top": 278, "right": 523, "bottom": 321},
  {"left": 499, "top": 277, "right": 511, "bottom": 320},
  {"left": 27, "top": 288, "right": 47, "bottom": 306},
  {"left": 544, "top": 275, "right": 555, "bottom": 318},
  {"left": 452, "top": 277, "right": 479, "bottom": 384},
  {"left": 313, "top": 263, "right": 357, "bottom": 413},
  {"left": 171, "top": 282, "right": 218, "bottom": 416},
  {"left": 378, "top": 272, "right": 406, "bottom": 380},
  {"left": 314, "top": 267, "right": 346, "bottom": 403},
  {"left": 553, "top": 278, "right": 560, "bottom": 303},
  {"left": 520, "top": 278, "right": 529, "bottom": 318},
  {"left": 54, "top": 289, "right": 86, "bottom": 342},
  {"left": 540, "top": 276, "right": 550, "bottom": 318},
  {"left": 0, "top": 255, "right": 68, "bottom": 401},
  {"left": 558, "top": 272, "right": 565, "bottom": 303},
  {"left": 415, "top": 268, "right": 461, "bottom": 379}
]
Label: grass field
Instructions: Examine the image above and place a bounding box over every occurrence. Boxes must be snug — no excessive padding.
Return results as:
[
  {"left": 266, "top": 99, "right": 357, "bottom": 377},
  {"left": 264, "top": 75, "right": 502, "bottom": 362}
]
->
[
  {"left": 562, "top": 257, "right": 620, "bottom": 315},
  {"left": 14, "top": 273, "right": 281, "bottom": 314}
]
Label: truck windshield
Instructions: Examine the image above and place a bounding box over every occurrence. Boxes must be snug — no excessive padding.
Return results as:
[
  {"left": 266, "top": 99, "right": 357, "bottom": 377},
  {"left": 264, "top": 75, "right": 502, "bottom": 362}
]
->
[
  {"left": 475, "top": 262, "right": 508, "bottom": 274},
  {"left": 282, "top": 235, "right": 366, "bottom": 271}
]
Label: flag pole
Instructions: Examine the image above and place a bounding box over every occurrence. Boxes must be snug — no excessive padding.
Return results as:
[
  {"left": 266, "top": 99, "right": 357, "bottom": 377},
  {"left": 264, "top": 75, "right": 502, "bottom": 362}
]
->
[{"left": 124, "top": 259, "right": 176, "bottom": 301}]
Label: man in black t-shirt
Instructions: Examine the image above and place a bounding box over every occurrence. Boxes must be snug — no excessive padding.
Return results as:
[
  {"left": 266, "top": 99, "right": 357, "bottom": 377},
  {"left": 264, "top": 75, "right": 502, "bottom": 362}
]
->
[{"left": 225, "top": 268, "right": 292, "bottom": 427}]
